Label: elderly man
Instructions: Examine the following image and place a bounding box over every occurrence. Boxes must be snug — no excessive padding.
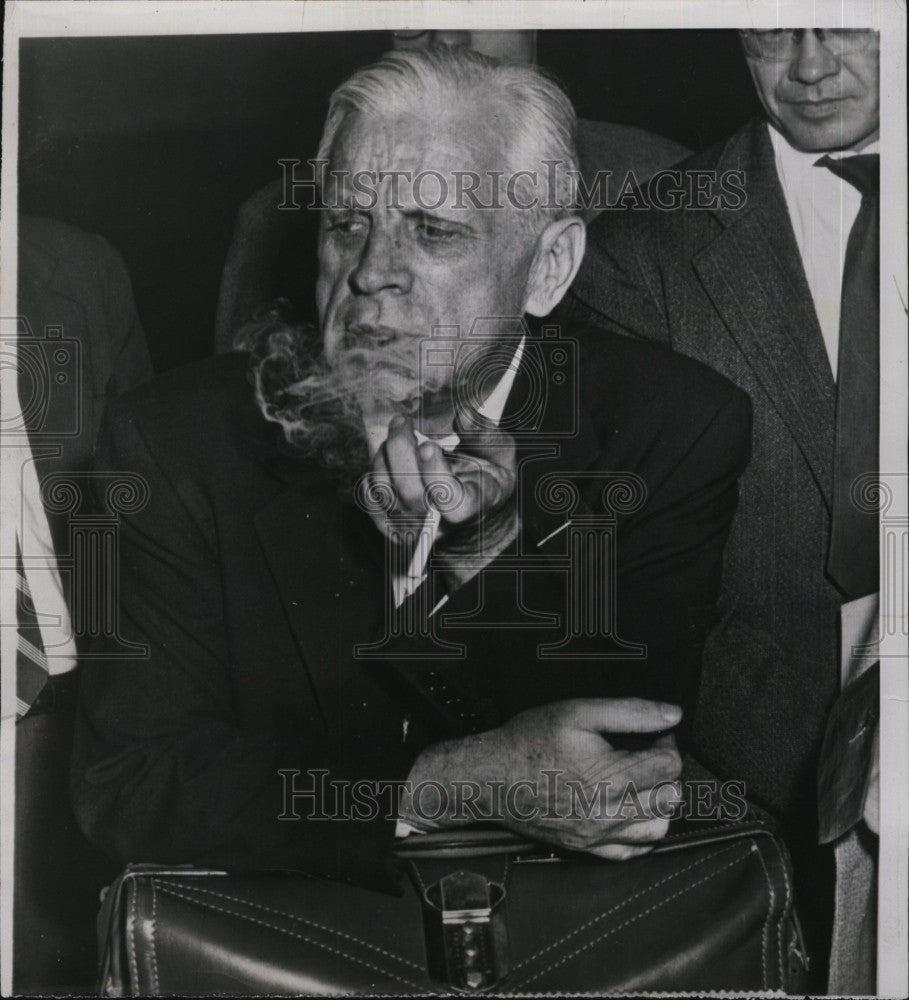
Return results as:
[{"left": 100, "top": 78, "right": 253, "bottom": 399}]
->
[
  {"left": 563, "top": 27, "right": 881, "bottom": 990},
  {"left": 213, "top": 30, "right": 688, "bottom": 351},
  {"left": 72, "top": 46, "right": 749, "bottom": 886}
]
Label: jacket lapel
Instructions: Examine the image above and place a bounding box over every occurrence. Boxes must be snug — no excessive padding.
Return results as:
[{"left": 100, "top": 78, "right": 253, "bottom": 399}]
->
[
  {"left": 501, "top": 345, "right": 604, "bottom": 548},
  {"left": 239, "top": 401, "right": 386, "bottom": 724},
  {"left": 690, "top": 121, "right": 836, "bottom": 508}
]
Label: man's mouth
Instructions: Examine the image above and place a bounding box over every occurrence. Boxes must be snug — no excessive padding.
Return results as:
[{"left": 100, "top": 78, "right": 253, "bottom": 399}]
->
[
  {"left": 344, "top": 324, "right": 405, "bottom": 348},
  {"left": 786, "top": 97, "right": 844, "bottom": 118}
]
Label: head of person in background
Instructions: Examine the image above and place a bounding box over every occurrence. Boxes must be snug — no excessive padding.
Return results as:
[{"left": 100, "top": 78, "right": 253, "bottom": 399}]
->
[
  {"left": 391, "top": 29, "right": 537, "bottom": 64},
  {"left": 241, "top": 44, "right": 584, "bottom": 491},
  {"left": 739, "top": 28, "right": 879, "bottom": 152}
]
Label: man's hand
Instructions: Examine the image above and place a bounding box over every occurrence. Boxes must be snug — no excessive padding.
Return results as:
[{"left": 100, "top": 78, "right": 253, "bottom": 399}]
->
[
  {"left": 403, "top": 698, "right": 683, "bottom": 860},
  {"left": 367, "top": 413, "right": 517, "bottom": 542}
]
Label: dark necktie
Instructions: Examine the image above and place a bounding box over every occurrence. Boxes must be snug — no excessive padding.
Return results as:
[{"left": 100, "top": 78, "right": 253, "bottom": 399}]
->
[{"left": 815, "top": 153, "right": 880, "bottom": 600}]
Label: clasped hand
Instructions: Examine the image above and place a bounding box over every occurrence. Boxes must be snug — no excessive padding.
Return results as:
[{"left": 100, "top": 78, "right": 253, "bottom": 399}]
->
[{"left": 404, "top": 698, "right": 684, "bottom": 860}]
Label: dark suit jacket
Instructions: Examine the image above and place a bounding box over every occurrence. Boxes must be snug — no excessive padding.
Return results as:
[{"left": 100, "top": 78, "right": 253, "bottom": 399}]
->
[
  {"left": 564, "top": 119, "right": 844, "bottom": 838},
  {"left": 71, "top": 329, "right": 749, "bottom": 886}
]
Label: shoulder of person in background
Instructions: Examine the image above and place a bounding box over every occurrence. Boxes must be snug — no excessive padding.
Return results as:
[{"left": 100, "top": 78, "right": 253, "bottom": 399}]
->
[
  {"left": 19, "top": 213, "right": 153, "bottom": 414},
  {"left": 214, "top": 177, "right": 318, "bottom": 353},
  {"left": 558, "top": 116, "right": 764, "bottom": 335},
  {"left": 576, "top": 118, "right": 690, "bottom": 222}
]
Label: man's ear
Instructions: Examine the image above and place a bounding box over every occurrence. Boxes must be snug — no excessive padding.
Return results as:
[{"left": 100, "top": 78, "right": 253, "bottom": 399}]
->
[{"left": 523, "top": 215, "right": 586, "bottom": 317}]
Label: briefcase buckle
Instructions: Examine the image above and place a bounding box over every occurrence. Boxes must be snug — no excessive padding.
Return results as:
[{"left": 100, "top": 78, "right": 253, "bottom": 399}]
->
[{"left": 422, "top": 870, "right": 509, "bottom": 990}]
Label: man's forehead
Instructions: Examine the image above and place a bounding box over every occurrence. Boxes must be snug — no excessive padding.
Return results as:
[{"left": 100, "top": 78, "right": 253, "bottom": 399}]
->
[{"left": 328, "top": 110, "right": 513, "bottom": 208}]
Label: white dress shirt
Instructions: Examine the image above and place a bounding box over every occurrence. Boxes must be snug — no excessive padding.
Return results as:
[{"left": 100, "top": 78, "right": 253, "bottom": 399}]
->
[
  {"left": 13, "top": 398, "right": 78, "bottom": 677},
  {"left": 768, "top": 123, "right": 879, "bottom": 381}
]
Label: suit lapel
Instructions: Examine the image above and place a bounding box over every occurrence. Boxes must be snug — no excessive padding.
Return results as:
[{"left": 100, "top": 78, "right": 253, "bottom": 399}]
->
[
  {"left": 502, "top": 344, "right": 604, "bottom": 547},
  {"left": 241, "top": 403, "right": 386, "bottom": 725},
  {"left": 691, "top": 121, "right": 836, "bottom": 508}
]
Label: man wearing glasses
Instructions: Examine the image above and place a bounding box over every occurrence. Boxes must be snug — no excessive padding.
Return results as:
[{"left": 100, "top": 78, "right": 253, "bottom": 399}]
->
[{"left": 564, "top": 28, "right": 880, "bottom": 992}]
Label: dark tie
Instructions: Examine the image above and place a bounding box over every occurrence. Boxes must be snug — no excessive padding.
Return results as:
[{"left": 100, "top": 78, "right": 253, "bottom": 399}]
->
[
  {"left": 816, "top": 153, "right": 880, "bottom": 599},
  {"left": 16, "top": 543, "right": 50, "bottom": 718}
]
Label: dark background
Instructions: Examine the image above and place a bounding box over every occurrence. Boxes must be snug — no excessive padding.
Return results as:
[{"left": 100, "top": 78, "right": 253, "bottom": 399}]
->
[{"left": 19, "top": 30, "right": 760, "bottom": 372}]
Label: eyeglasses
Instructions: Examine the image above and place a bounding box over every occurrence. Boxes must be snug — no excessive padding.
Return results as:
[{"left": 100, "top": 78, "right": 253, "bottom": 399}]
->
[{"left": 740, "top": 28, "right": 878, "bottom": 61}]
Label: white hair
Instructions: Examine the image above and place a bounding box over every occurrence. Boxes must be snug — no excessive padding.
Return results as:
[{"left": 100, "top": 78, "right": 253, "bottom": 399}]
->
[{"left": 315, "top": 44, "right": 581, "bottom": 234}]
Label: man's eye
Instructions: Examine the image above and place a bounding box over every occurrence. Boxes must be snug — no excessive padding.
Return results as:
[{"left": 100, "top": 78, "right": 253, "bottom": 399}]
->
[
  {"left": 326, "top": 213, "right": 368, "bottom": 236},
  {"left": 417, "top": 220, "right": 459, "bottom": 242}
]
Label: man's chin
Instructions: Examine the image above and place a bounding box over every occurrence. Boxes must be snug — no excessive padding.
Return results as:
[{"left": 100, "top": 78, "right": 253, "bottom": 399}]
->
[{"left": 778, "top": 109, "right": 878, "bottom": 153}]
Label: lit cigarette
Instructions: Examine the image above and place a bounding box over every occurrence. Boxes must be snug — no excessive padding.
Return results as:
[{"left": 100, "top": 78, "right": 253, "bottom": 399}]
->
[{"left": 397, "top": 503, "right": 442, "bottom": 606}]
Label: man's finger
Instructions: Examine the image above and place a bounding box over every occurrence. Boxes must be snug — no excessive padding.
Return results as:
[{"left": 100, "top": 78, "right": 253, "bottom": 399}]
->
[
  {"left": 415, "top": 440, "right": 471, "bottom": 521},
  {"left": 598, "top": 745, "right": 683, "bottom": 790},
  {"left": 585, "top": 842, "right": 656, "bottom": 862},
  {"left": 651, "top": 779, "right": 684, "bottom": 817},
  {"left": 595, "top": 814, "right": 672, "bottom": 844},
  {"left": 558, "top": 697, "right": 682, "bottom": 734},
  {"left": 367, "top": 451, "right": 399, "bottom": 514},
  {"left": 383, "top": 416, "right": 425, "bottom": 509}
]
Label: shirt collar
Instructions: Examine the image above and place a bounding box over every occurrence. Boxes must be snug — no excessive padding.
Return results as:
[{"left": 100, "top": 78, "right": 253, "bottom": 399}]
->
[{"left": 768, "top": 121, "right": 880, "bottom": 184}]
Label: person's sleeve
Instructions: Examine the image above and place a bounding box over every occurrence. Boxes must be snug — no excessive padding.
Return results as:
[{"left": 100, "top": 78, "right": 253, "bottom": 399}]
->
[
  {"left": 70, "top": 398, "right": 413, "bottom": 886},
  {"left": 612, "top": 383, "right": 753, "bottom": 739},
  {"left": 94, "top": 234, "right": 154, "bottom": 391},
  {"left": 559, "top": 211, "right": 750, "bottom": 729}
]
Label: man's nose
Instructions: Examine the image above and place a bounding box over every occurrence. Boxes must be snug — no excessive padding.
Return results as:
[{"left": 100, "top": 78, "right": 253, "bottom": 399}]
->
[
  {"left": 348, "top": 228, "right": 413, "bottom": 296},
  {"left": 788, "top": 30, "right": 841, "bottom": 85}
]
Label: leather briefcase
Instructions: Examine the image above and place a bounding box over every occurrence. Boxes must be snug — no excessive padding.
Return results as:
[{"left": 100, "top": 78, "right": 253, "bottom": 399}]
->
[{"left": 97, "top": 816, "right": 809, "bottom": 995}]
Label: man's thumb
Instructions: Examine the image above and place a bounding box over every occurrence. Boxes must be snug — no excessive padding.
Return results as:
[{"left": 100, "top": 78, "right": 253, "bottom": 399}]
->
[{"left": 562, "top": 697, "right": 682, "bottom": 734}]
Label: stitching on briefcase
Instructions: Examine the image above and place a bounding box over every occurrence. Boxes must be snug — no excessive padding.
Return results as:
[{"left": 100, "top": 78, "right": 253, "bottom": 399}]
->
[
  {"left": 149, "top": 879, "right": 160, "bottom": 995},
  {"left": 153, "top": 882, "right": 422, "bottom": 988},
  {"left": 513, "top": 850, "right": 751, "bottom": 988},
  {"left": 126, "top": 879, "right": 140, "bottom": 993},
  {"left": 509, "top": 841, "right": 746, "bottom": 975},
  {"left": 770, "top": 833, "right": 793, "bottom": 986},
  {"left": 750, "top": 845, "right": 772, "bottom": 990},
  {"left": 157, "top": 879, "right": 423, "bottom": 971},
  {"left": 408, "top": 861, "right": 429, "bottom": 896},
  {"left": 753, "top": 834, "right": 791, "bottom": 988}
]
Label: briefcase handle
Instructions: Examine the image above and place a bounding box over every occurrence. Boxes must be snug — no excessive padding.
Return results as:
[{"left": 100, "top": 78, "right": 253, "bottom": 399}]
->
[{"left": 393, "top": 812, "right": 778, "bottom": 861}]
